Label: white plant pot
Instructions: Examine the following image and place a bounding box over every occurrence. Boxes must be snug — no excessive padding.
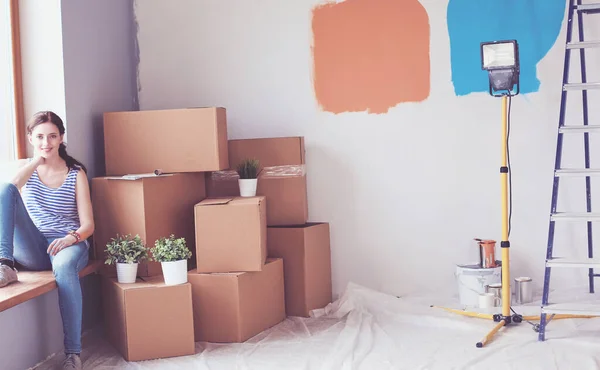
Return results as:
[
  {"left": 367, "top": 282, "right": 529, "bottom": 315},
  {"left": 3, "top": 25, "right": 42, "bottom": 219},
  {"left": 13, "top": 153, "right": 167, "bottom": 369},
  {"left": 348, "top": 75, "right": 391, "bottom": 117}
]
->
[
  {"left": 161, "top": 259, "right": 188, "bottom": 286},
  {"left": 238, "top": 178, "right": 258, "bottom": 197},
  {"left": 116, "top": 262, "right": 138, "bottom": 283}
]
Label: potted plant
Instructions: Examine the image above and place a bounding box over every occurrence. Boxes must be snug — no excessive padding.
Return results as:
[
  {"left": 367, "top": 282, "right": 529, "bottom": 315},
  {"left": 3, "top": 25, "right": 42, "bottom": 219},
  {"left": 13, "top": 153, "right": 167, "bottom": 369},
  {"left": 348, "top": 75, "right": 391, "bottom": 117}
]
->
[
  {"left": 151, "top": 234, "right": 192, "bottom": 285},
  {"left": 236, "top": 158, "right": 260, "bottom": 197},
  {"left": 104, "top": 234, "right": 149, "bottom": 283}
]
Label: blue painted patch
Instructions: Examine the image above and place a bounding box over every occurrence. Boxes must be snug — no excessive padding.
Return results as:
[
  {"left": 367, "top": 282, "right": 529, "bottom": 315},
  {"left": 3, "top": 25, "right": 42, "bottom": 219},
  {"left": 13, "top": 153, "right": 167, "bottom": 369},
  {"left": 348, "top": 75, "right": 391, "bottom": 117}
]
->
[{"left": 447, "top": 0, "right": 566, "bottom": 96}]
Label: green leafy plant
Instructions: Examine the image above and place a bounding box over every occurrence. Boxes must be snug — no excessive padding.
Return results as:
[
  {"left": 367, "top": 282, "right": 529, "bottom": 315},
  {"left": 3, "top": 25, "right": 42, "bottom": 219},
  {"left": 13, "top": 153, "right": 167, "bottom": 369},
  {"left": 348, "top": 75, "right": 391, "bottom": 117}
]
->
[
  {"left": 104, "top": 234, "right": 150, "bottom": 265},
  {"left": 151, "top": 234, "right": 192, "bottom": 262},
  {"left": 236, "top": 158, "right": 260, "bottom": 179}
]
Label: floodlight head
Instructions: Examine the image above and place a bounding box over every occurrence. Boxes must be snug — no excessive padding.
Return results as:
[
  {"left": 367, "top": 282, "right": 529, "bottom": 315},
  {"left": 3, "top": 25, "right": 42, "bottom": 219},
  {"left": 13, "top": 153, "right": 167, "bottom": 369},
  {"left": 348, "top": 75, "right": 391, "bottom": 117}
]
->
[{"left": 480, "top": 40, "right": 520, "bottom": 96}]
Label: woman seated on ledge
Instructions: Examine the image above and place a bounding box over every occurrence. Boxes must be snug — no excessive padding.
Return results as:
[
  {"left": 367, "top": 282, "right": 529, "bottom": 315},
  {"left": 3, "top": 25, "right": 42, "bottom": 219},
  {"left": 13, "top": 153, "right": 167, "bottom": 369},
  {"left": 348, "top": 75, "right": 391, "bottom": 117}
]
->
[{"left": 0, "top": 111, "right": 94, "bottom": 370}]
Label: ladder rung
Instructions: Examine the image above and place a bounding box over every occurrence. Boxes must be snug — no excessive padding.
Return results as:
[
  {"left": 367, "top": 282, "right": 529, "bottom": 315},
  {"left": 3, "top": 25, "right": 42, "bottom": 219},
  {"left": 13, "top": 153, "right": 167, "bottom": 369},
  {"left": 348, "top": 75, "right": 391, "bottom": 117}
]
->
[
  {"left": 559, "top": 125, "right": 600, "bottom": 133},
  {"left": 567, "top": 40, "right": 600, "bottom": 49},
  {"left": 555, "top": 168, "right": 600, "bottom": 177},
  {"left": 563, "top": 82, "right": 600, "bottom": 90},
  {"left": 551, "top": 212, "right": 600, "bottom": 221},
  {"left": 542, "top": 303, "right": 600, "bottom": 316},
  {"left": 547, "top": 258, "right": 600, "bottom": 268},
  {"left": 576, "top": 3, "right": 600, "bottom": 12}
]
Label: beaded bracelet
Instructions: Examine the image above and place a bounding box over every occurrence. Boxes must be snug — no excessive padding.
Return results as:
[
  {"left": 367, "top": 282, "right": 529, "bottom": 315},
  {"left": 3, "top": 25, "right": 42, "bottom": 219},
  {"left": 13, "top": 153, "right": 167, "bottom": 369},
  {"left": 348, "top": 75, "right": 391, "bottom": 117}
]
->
[{"left": 68, "top": 231, "right": 81, "bottom": 242}]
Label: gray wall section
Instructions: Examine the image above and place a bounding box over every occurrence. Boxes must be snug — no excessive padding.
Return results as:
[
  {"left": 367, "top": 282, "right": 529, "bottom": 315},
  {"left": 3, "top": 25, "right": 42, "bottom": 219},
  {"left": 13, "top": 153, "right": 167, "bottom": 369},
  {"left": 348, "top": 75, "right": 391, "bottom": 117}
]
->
[
  {"left": 0, "top": 274, "right": 102, "bottom": 370},
  {"left": 61, "top": 0, "right": 139, "bottom": 179},
  {"left": 0, "top": 1, "right": 138, "bottom": 369}
]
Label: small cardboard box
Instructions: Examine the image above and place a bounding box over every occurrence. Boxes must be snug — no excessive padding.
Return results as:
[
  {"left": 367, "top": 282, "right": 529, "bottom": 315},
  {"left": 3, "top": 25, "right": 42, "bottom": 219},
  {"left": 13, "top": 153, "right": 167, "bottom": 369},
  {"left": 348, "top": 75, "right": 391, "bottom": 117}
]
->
[
  {"left": 194, "top": 196, "right": 267, "bottom": 273},
  {"left": 188, "top": 258, "right": 286, "bottom": 343},
  {"left": 103, "top": 107, "right": 229, "bottom": 175},
  {"left": 228, "top": 136, "right": 305, "bottom": 170},
  {"left": 205, "top": 167, "right": 308, "bottom": 226},
  {"left": 92, "top": 173, "right": 206, "bottom": 276},
  {"left": 102, "top": 276, "right": 195, "bottom": 362},
  {"left": 204, "top": 170, "right": 240, "bottom": 198},
  {"left": 267, "top": 223, "right": 332, "bottom": 317},
  {"left": 259, "top": 166, "right": 308, "bottom": 226}
]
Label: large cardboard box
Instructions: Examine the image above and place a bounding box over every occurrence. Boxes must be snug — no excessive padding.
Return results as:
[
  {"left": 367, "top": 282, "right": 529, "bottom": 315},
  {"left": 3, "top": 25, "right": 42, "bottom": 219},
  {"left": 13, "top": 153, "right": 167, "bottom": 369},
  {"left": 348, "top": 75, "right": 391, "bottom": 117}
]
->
[
  {"left": 92, "top": 173, "right": 206, "bottom": 276},
  {"left": 188, "top": 258, "right": 286, "bottom": 343},
  {"left": 267, "top": 223, "right": 332, "bottom": 317},
  {"left": 102, "top": 276, "right": 195, "bottom": 361},
  {"left": 228, "top": 136, "right": 305, "bottom": 170},
  {"left": 205, "top": 167, "right": 308, "bottom": 226},
  {"left": 104, "top": 107, "right": 229, "bottom": 175},
  {"left": 194, "top": 196, "right": 267, "bottom": 273}
]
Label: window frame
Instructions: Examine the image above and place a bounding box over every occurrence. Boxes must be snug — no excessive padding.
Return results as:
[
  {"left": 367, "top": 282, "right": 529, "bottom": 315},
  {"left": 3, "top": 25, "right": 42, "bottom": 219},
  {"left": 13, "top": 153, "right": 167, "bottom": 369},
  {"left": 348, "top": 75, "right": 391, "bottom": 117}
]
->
[{"left": 9, "top": 0, "right": 25, "bottom": 160}]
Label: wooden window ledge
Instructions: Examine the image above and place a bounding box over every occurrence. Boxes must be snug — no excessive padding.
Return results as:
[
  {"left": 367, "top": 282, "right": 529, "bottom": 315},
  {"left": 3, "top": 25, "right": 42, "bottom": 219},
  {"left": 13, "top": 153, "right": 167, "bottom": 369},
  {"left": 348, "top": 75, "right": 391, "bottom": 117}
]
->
[{"left": 0, "top": 259, "right": 103, "bottom": 313}]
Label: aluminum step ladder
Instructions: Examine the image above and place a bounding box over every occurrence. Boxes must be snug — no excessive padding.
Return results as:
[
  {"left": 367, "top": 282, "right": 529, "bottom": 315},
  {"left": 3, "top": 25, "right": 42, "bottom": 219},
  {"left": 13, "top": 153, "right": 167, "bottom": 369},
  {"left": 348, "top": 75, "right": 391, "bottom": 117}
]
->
[{"left": 538, "top": 0, "right": 600, "bottom": 341}]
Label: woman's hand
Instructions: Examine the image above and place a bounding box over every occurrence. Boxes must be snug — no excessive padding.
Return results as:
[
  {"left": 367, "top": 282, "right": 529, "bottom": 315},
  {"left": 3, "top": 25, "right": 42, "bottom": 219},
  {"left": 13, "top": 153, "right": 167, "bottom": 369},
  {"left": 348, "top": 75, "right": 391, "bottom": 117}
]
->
[
  {"left": 11, "top": 157, "right": 45, "bottom": 190},
  {"left": 33, "top": 155, "right": 46, "bottom": 167},
  {"left": 47, "top": 235, "right": 77, "bottom": 256}
]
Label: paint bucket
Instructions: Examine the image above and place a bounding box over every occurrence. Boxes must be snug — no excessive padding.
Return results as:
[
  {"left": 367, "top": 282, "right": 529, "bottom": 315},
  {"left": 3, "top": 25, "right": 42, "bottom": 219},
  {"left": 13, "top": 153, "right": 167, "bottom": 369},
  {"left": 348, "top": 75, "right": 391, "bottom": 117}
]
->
[{"left": 455, "top": 262, "right": 502, "bottom": 307}]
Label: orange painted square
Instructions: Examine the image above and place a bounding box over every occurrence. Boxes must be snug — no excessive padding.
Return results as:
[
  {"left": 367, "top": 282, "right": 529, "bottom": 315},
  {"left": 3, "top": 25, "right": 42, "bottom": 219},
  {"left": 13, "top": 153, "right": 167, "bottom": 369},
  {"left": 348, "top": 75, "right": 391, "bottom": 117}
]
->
[{"left": 311, "top": 0, "right": 430, "bottom": 114}]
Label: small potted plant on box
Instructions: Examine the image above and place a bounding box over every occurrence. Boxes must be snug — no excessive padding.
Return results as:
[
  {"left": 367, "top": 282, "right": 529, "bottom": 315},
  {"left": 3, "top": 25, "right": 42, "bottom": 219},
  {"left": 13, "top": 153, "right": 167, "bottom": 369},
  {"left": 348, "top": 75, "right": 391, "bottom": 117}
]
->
[
  {"left": 104, "top": 234, "right": 149, "bottom": 284},
  {"left": 151, "top": 234, "right": 192, "bottom": 285},
  {"left": 236, "top": 158, "right": 260, "bottom": 197}
]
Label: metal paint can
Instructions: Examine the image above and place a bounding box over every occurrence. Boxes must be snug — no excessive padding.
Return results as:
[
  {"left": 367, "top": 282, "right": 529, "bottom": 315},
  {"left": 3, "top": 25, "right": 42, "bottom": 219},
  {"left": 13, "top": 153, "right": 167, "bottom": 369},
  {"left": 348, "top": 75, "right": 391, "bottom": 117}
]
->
[
  {"left": 486, "top": 283, "right": 502, "bottom": 298},
  {"left": 476, "top": 239, "right": 497, "bottom": 268},
  {"left": 514, "top": 277, "right": 533, "bottom": 304}
]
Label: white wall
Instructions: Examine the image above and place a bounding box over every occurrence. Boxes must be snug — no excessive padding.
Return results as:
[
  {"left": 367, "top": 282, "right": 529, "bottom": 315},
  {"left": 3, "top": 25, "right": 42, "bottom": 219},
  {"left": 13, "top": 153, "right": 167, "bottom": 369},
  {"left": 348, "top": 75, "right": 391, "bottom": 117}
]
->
[
  {"left": 0, "top": 1, "right": 138, "bottom": 369},
  {"left": 134, "top": 0, "right": 600, "bottom": 299}
]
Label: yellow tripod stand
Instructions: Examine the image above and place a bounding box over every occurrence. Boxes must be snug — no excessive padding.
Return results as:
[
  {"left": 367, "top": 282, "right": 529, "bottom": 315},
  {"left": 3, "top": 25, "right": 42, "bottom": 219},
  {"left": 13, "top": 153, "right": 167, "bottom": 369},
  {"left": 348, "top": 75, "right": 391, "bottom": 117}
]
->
[{"left": 433, "top": 95, "right": 592, "bottom": 348}]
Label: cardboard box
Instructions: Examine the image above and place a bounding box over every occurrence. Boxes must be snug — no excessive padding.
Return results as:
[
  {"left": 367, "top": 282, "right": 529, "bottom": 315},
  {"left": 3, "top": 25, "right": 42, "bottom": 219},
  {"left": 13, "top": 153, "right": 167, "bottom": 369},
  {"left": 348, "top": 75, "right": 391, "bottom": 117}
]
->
[
  {"left": 102, "top": 277, "right": 195, "bottom": 361},
  {"left": 228, "top": 136, "right": 305, "bottom": 170},
  {"left": 92, "top": 173, "right": 206, "bottom": 276},
  {"left": 188, "top": 258, "right": 286, "bottom": 343},
  {"left": 104, "top": 107, "right": 229, "bottom": 175},
  {"left": 205, "top": 167, "right": 308, "bottom": 226},
  {"left": 204, "top": 170, "right": 240, "bottom": 198},
  {"left": 259, "top": 166, "right": 308, "bottom": 226},
  {"left": 194, "top": 196, "right": 267, "bottom": 273},
  {"left": 267, "top": 223, "right": 332, "bottom": 317}
]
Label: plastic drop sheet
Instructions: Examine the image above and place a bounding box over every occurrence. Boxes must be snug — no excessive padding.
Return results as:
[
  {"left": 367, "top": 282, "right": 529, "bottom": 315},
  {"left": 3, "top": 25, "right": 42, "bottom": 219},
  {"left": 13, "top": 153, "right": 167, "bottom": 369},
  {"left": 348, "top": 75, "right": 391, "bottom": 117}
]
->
[{"left": 34, "top": 282, "right": 600, "bottom": 370}]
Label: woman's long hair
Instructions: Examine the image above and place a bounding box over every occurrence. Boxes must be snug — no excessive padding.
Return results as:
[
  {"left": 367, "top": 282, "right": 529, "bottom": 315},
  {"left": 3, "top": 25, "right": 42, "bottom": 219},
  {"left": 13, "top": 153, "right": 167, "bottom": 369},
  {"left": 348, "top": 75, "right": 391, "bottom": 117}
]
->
[{"left": 27, "top": 111, "right": 87, "bottom": 173}]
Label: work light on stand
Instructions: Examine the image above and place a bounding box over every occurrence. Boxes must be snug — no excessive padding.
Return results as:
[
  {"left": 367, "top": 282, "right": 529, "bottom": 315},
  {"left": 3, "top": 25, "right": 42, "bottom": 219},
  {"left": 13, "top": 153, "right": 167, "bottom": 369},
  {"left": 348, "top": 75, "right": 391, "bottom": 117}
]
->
[{"left": 481, "top": 40, "right": 520, "bottom": 97}]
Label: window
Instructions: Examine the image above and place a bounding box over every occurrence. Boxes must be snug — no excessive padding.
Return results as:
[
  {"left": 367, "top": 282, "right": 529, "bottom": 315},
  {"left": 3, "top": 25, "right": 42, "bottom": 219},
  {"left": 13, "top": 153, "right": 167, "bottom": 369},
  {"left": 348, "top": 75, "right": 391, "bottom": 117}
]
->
[
  {"left": 0, "top": 1, "right": 16, "bottom": 164},
  {"left": 0, "top": 1, "right": 18, "bottom": 182}
]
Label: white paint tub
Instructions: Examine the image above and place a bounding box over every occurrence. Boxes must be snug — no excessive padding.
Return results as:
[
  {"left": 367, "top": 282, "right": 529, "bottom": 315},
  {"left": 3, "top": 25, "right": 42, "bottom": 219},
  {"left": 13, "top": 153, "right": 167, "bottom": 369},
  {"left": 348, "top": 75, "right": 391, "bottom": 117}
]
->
[{"left": 455, "top": 263, "right": 501, "bottom": 307}]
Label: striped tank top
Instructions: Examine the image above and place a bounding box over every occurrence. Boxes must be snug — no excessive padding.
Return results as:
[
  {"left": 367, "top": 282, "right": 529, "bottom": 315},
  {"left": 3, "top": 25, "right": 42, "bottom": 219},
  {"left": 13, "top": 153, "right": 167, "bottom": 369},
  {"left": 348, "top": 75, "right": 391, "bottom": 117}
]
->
[{"left": 22, "top": 166, "right": 81, "bottom": 239}]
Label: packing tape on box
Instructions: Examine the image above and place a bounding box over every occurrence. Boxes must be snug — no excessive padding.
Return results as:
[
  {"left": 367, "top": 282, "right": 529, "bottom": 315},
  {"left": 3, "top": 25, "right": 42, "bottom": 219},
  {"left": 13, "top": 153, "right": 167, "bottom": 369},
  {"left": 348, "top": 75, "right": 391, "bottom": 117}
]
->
[
  {"left": 260, "top": 165, "right": 306, "bottom": 178},
  {"left": 211, "top": 165, "right": 306, "bottom": 181},
  {"left": 211, "top": 170, "right": 239, "bottom": 180}
]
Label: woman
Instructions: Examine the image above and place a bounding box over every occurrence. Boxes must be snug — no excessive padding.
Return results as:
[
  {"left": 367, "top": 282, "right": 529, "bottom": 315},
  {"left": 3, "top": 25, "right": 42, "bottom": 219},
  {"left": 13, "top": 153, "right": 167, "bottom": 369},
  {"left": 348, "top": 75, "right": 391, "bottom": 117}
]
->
[{"left": 0, "top": 111, "right": 94, "bottom": 370}]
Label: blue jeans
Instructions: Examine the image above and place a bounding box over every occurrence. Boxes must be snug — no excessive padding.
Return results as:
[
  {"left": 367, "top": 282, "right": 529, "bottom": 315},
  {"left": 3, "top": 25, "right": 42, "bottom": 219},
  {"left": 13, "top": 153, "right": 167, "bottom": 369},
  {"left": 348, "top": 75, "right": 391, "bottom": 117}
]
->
[{"left": 0, "top": 183, "right": 89, "bottom": 354}]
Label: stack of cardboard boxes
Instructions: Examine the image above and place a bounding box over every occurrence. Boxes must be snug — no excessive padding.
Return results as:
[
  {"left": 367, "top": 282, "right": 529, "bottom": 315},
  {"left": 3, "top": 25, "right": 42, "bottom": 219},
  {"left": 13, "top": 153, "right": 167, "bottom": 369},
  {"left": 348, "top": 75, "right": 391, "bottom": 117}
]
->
[{"left": 91, "top": 107, "right": 332, "bottom": 362}]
